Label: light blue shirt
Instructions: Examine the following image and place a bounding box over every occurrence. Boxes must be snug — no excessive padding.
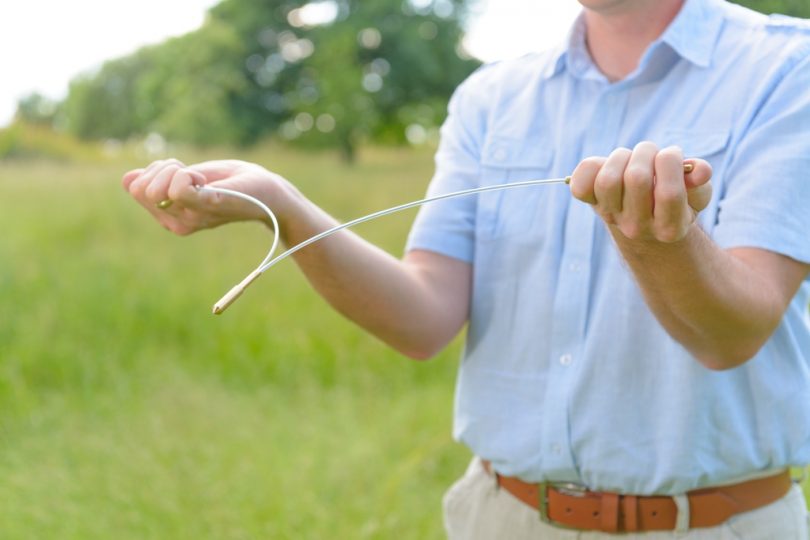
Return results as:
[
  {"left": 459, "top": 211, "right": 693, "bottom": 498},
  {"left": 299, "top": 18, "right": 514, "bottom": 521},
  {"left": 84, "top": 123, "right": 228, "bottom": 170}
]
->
[{"left": 406, "top": 0, "right": 810, "bottom": 495}]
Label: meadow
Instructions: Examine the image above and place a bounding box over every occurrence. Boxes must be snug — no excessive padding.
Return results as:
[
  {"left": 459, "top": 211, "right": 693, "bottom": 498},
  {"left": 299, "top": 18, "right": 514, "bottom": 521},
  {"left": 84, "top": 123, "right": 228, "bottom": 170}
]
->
[
  {"left": 0, "top": 144, "right": 467, "bottom": 539},
  {"left": 2, "top": 142, "right": 808, "bottom": 539}
]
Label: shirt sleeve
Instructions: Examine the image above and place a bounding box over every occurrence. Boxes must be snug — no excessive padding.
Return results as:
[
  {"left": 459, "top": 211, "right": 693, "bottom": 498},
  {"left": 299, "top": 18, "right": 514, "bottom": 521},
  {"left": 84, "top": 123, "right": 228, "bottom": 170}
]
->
[
  {"left": 713, "top": 45, "right": 810, "bottom": 267},
  {"left": 404, "top": 69, "right": 489, "bottom": 263}
]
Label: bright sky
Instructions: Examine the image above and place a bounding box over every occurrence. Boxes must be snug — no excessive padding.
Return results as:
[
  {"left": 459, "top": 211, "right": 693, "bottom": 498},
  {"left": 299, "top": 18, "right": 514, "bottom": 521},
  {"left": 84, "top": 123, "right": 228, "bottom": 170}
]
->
[{"left": 0, "top": 0, "right": 582, "bottom": 127}]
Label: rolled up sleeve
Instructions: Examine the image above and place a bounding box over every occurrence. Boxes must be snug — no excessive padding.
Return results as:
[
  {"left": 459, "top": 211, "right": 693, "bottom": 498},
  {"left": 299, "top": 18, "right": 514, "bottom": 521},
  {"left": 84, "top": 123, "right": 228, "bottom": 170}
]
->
[
  {"left": 713, "top": 48, "right": 810, "bottom": 267},
  {"left": 405, "top": 72, "right": 488, "bottom": 263}
]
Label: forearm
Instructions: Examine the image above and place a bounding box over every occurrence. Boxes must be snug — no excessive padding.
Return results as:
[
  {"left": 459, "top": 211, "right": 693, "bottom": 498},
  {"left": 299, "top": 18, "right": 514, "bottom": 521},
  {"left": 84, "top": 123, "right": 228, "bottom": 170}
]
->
[
  {"left": 611, "top": 224, "right": 784, "bottom": 369},
  {"left": 261, "top": 181, "right": 468, "bottom": 359},
  {"left": 123, "top": 159, "right": 468, "bottom": 358}
]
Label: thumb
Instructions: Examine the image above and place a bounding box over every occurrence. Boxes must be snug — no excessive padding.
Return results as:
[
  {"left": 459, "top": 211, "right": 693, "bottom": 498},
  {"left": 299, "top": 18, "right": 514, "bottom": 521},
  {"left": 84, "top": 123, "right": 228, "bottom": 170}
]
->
[{"left": 684, "top": 159, "right": 713, "bottom": 212}]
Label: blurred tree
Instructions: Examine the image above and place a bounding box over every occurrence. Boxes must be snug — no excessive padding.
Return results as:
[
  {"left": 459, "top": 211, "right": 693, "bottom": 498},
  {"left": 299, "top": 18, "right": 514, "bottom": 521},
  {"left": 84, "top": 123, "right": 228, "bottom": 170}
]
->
[
  {"left": 139, "top": 20, "right": 253, "bottom": 146},
  {"left": 62, "top": 21, "right": 251, "bottom": 146},
  {"left": 731, "top": 0, "right": 810, "bottom": 17},
  {"left": 209, "top": 0, "right": 479, "bottom": 160},
  {"left": 62, "top": 48, "right": 157, "bottom": 140},
  {"left": 14, "top": 93, "right": 59, "bottom": 125},
  {"left": 59, "top": 0, "right": 478, "bottom": 160}
]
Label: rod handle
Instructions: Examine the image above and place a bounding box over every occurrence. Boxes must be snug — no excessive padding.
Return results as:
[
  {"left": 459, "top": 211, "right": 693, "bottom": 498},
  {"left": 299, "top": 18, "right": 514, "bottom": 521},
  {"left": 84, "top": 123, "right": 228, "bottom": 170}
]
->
[
  {"left": 563, "top": 161, "right": 694, "bottom": 184},
  {"left": 212, "top": 269, "right": 262, "bottom": 315}
]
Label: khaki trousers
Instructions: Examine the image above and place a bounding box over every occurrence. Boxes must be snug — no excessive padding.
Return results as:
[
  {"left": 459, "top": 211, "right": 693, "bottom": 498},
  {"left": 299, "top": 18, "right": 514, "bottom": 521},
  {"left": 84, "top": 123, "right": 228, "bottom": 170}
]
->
[{"left": 443, "top": 458, "right": 808, "bottom": 540}]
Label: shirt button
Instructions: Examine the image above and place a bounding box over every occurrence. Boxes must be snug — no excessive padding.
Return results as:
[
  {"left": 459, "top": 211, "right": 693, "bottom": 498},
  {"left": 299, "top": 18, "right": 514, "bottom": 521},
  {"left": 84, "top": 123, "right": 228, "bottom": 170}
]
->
[
  {"left": 567, "top": 262, "right": 581, "bottom": 272},
  {"left": 492, "top": 147, "right": 507, "bottom": 162},
  {"left": 551, "top": 443, "right": 562, "bottom": 455},
  {"left": 559, "top": 353, "right": 572, "bottom": 366}
]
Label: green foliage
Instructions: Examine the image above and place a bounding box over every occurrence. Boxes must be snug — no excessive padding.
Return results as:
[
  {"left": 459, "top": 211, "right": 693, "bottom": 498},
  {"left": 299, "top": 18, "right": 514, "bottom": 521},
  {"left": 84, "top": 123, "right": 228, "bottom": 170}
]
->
[
  {"left": 14, "top": 93, "right": 59, "bottom": 126},
  {"left": 731, "top": 0, "right": 810, "bottom": 17},
  {"left": 141, "top": 20, "right": 253, "bottom": 146},
  {"left": 209, "top": 0, "right": 479, "bottom": 158},
  {"left": 0, "top": 122, "right": 102, "bottom": 162},
  {"left": 61, "top": 21, "right": 252, "bottom": 147},
  {"left": 62, "top": 48, "right": 157, "bottom": 140},
  {"left": 55, "top": 0, "right": 479, "bottom": 158}
]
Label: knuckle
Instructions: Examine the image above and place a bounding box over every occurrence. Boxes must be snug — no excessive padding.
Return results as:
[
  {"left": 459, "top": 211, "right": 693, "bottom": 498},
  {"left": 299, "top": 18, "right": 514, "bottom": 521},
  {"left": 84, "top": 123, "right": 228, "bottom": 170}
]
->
[
  {"left": 163, "top": 163, "right": 181, "bottom": 175},
  {"left": 573, "top": 156, "right": 604, "bottom": 179},
  {"left": 634, "top": 140, "right": 659, "bottom": 153},
  {"left": 656, "top": 225, "right": 682, "bottom": 243},
  {"left": 656, "top": 146, "right": 683, "bottom": 164},
  {"left": 162, "top": 158, "right": 183, "bottom": 168},
  {"left": 125, "top": 177, "right": 141, "bottom": 195},
  {"left": 583, "top": 156, "right": 604, "bottom": 167},
  {"left": 655, "top": 187, "right": 682, "bottom": 206},
  {"left": 595, "top": 169, "right": 621, "bottom": 191},
  {"left": 624, "top": 167, "right": 651, "bottom": 190},
  {"left": 611, "top": 146, "right": 632, "bottom": 159},
  {"left": 593, "top": 174, "right": 621, "bottom": 198},
  {"left": 144, "top": 184, "right": 161, "bottom": 201},
  {"left": 621, "top": 223, "right": 642, "bottom": 240}
]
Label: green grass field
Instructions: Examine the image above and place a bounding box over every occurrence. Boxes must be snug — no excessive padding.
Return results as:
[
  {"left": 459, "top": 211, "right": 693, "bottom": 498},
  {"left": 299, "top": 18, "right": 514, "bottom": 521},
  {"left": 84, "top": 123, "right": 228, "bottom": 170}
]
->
[
  {"left": 2, "top": 144, "right": 808, "bottom": 539},
  {"left": 0, "top": 145, "right": 467, "bottom": 539}
]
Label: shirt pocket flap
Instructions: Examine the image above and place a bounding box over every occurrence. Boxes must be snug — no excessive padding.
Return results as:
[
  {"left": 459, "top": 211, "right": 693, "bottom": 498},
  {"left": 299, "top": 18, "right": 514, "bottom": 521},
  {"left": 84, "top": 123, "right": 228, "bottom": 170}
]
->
[
  {"left": 662, "top": 129, "right": 729, "bottom": 158},
  {"left": 480, "top": 135, "right": 554, "bottom": 170}
]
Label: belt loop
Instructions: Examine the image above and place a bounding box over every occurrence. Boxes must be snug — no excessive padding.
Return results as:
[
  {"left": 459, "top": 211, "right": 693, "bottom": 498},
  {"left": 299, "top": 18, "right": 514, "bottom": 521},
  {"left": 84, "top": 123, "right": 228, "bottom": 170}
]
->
[
  {"left": 600, "top": 492, "right": 620, "bottom": 533},
  {"left": 481, "top": 459, "right": 501, "bottom": 492},
  {"left": 673, "top": 494, "right": 690, "bottom": 534},
  {"left": 621, "top": 495, "right": 638, "bottom": 532}
]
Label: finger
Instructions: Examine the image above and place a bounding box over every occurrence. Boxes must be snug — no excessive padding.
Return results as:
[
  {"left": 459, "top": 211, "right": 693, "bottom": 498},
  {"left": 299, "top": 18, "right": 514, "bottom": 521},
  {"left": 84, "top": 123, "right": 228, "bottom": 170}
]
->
[
  {"left": 167, "top": 168, "right": 206, "bottom": 205},
  {"left": 122, "top": 169, "right": 144, "bottom": 191},
  {"left": 144, "top": 164, "right": 181, "bottom": 205},
  {"left": 569, "top": 156, "right": 607, "bottom": 204},
  {"left": 594, "top": 147, "right": 632, "bottom": 217},
  {"left": 687, "top": 182, "right": 713, "bottom": 213},
  {"left": 683, "top": 158, "right": 713, "bottom": 212},
  {"left": 653, "top": 146, "right": 688, "bottom": 241},
  {"left": 623, "top": 141, "right": 658, "bottom": 229},
  {"left": 128, "top": 159, "right": 183, "bottom": 198},
  {"left": 683, "top": 159, "right": 712, "bottom": 190}
]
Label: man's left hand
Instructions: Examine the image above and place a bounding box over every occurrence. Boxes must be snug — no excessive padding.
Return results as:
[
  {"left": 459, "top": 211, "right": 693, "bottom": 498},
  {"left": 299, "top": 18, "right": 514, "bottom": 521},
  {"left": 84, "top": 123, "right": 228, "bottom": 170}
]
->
[{"left": 569, "top": 142, "right": 712, "bottom": 243}]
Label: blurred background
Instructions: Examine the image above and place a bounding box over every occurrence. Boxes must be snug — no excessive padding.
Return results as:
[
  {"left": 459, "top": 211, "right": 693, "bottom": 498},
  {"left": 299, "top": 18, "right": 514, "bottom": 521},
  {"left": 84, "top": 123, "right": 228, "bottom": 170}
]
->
[{"left": 0, "top": 1, "right": 806, "bottom": 538}]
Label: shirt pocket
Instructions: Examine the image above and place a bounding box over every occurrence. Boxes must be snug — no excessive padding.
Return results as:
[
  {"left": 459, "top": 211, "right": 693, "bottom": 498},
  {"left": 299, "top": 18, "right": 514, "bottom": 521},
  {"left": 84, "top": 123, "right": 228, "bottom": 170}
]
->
[
  {"left": 660, "top": 128, "right": 730, "bottom": 230},
  {"left": 661, "top": 129, "right": 729, "bottom": 163},
  {"left": 478, "top": 134, "right": 556, "bottom": 240}
]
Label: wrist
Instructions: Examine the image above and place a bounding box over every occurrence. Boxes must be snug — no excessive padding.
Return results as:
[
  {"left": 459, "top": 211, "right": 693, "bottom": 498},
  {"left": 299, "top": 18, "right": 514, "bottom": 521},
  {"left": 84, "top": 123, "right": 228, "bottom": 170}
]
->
[
  {"left": 246, "top": 173, "right": 297, "bottom": 229},
  {"left": 609, "top": 222, "right": 701, "bottom": 258}
]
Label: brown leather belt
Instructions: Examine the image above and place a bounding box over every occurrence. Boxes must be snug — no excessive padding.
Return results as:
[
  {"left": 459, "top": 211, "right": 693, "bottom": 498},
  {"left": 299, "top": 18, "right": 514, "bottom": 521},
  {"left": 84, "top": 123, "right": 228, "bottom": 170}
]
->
[{"left": 481, "top": 460, "right": 792, "bottom": 533}]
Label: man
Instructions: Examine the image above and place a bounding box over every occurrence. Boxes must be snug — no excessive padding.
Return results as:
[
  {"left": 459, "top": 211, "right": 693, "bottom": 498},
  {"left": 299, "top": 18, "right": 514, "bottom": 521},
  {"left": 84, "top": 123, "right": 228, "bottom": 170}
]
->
[{"left": 124, "top": 0, "right": 810, "bottom": 536}]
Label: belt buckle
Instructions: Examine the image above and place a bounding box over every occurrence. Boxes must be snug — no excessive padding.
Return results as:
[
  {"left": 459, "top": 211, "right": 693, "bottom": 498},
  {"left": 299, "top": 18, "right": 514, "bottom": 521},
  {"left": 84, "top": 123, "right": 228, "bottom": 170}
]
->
[{"left": 538, "top": 481, "right": 589, "bottom": 528}]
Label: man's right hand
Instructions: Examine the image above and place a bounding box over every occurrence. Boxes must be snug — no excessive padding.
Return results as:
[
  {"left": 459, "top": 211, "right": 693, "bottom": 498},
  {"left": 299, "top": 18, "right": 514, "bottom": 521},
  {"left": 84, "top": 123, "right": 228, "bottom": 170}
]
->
[{"left": 122, "top": 159, "right": 294, "bottom": 235}]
